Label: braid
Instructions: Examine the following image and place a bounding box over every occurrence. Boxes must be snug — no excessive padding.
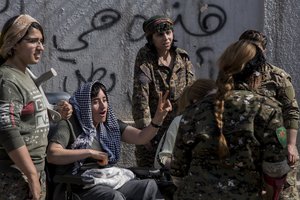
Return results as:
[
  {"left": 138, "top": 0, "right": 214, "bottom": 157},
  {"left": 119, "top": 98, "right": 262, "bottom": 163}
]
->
[
  {"left": 215, "top": 40, "right": 257, "bottom": 159},
  {"left": 215, "top": 72, "right": 232, "bottom": 158}
]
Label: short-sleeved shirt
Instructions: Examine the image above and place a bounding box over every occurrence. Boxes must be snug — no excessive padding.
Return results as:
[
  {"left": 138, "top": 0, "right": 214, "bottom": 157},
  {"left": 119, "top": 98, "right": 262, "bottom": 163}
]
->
[
  {"left": 49, "top": 114, "right": 128, "bottom": 175},
  {"left": 170, "top": 91, "right": 288, "bottom": 199},
  {"left": 0, "top": 65, "right": 49, "bottom": 171}
]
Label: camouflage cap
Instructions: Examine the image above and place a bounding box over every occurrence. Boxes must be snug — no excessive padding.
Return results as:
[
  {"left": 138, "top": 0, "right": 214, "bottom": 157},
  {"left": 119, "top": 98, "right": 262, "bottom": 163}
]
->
[{"left": 143, "top": 15, "right": 174, "bottom": 36}]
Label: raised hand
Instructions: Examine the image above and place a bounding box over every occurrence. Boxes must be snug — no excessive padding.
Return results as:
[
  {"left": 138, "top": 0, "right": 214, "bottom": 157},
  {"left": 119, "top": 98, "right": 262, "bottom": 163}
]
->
[
  {"left": 57, "top": 100, "right": 73, "bottom": 120},
  {"left": 152, "top": 90, "right": 172, "bottom": 125}
]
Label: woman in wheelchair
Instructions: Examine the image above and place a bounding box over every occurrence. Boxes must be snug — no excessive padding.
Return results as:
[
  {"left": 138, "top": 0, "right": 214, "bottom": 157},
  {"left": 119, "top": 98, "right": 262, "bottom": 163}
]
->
[{"left": 47, "top": 80, "right": 172, "bottom": 200}]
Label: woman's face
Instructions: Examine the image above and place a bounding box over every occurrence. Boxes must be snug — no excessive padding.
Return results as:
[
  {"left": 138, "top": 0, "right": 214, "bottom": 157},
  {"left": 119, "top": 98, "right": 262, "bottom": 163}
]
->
[
  {"left": 91, "top": 89, "right": 108, "bottom": 127},
  {"left": 152, "top": 29, "right": 173, "bottom": 52},
  {"left": 13, "top": 27, "right": 44, "bottom": 65}
]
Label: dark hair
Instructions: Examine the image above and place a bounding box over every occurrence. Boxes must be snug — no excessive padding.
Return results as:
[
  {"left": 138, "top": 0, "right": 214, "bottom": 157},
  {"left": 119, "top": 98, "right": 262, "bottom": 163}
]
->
[
  {"left": 239, "top": 30, "right": 267, "bottom": 50},
  {"left": 19, "top": 22, "right": 45, "bottom": 44},
  {"left": 91, "top": 82, "right": 107, "bottom": 100}
]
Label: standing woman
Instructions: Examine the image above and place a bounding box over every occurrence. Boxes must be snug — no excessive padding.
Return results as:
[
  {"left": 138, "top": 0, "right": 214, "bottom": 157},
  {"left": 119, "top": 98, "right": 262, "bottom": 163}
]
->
[
  {"left": 0, "top": 14, "right": 49, "bottom": 200},
  {"left": 132, "top": 15, "right": 195, "bottom": 167},
  {"left": 239, "top": 30, "right": 299, "bottom": 200},
  {"left": 170, "top": 40, "right": 291, "bottom": 199}
]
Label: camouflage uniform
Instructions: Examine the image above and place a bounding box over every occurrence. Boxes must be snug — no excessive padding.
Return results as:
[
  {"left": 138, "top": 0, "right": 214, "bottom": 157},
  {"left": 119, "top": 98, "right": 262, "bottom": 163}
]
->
[
  {"left": 132, "top": 45, "right": 194, "bottom": 167},
  {"left": 257, "top": 63, "right": 300, "bottom": 200},
  {"left": 257, "top": 63, "right": 299, "bottom": 129},
  {"left": 171, "top": 91, "right": 289, "bottom": 200}
]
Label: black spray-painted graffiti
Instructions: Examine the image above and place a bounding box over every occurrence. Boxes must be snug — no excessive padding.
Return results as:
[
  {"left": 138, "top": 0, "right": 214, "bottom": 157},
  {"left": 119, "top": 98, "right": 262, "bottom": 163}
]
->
[
  {"left": 126, "top": 14, "right": 146, "bottom": 42},
  {"left": 0, "top": 0, "right": 25, "bottom": 14},
  {"left": 53, "top": 8, "right": 121, "bottom": 52},
  {"left": 173, "top": 2, "right": 226, "bottom": 77},
  {"left": 63, "top": 62, "right": 116, "bottom": 93},
  {"left": 55, "top": 3, "right": 226, "bottom": 77},
  {"left": 0, "top": 0, "right": 9, "bottom": 14},
  {"left": 0, "top": 1, "right": 227, "bottom": 91},
  {"left": 173, "top": 3, "right": 226, "bottom": 36}
]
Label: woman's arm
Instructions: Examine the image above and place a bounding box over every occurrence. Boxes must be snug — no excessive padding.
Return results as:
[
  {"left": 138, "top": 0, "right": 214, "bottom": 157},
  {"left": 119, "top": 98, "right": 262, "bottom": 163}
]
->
[
  {"left": 122, "top": 91, "right": 172, "bottom": 144},
  {"left": 158, "top": 115, "right": 182, "bottom": 168},
  {"left": 8, "top": 146, "right": 41, "bottom": 200},
  {"left": 287, "top": 128, "right": 299, "bottom": 165},
  {"left": 47, "top": 142, "right": 108, "bottom": 166}
]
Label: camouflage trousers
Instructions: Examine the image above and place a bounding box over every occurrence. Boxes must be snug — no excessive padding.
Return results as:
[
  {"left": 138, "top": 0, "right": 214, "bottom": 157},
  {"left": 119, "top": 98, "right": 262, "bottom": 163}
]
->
[
  {"left": 280, "top": 161, "right": 300, "bottom": 200},
  {"left": 0, "top": 165, "right": 46, "bottom": 200}
]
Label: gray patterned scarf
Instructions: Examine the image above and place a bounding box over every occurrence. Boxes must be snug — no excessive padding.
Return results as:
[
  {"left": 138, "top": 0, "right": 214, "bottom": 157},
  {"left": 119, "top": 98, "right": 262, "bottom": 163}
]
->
[{"left": 69, "top": 81, "right": 121, "bottom": 174}]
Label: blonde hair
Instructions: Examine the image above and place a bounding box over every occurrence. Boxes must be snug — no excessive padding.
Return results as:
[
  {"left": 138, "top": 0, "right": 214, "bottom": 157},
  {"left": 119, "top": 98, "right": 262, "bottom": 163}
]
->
[
  {"left": 177, "top": 79, "right": 216, "bottom": 114},
  {"left": 215, "top": 40, "right": 257, "bottom": 158}
]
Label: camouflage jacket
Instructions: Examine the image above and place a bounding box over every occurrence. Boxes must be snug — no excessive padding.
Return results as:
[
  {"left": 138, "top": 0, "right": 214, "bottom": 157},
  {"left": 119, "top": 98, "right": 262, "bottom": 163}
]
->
[
  {"left": 171, "top": 91, "right": 288, "bottom": 199},
  {"left": 257, "top": 63, "right": 299, "bottom": 129},
  {"left": 132, "top": 45, "right": 194, "bottom": 139}
]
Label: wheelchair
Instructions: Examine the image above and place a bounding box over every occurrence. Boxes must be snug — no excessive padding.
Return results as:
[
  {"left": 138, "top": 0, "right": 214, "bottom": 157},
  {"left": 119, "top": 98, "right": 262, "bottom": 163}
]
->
[
  {"left": 46, "top": 165, "right": 176, "bottom": 200},
  {"left": 128, "top": 167, "right": 177, "bottom": 200},
  {"left": 46, "top": 161, "right": 95, "bottom": 200},
  {"left": 46, "top": 92, "right": 85, "bottom": 200},
  {"left": 45, "top": 92, "right": 176, "bottom": 200}
]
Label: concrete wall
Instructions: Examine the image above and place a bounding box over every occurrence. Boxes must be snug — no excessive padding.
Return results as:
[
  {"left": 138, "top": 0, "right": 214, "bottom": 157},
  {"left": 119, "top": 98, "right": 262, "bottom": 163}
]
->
[
  {"left": 0, "top": 0, "right": 265, "bottom": 120},
  {"left": 1, "top": 0, "right": 299, "bottom": 167},
  {"left": 264, "top": 0, "right": 300, "bottom": 103}
]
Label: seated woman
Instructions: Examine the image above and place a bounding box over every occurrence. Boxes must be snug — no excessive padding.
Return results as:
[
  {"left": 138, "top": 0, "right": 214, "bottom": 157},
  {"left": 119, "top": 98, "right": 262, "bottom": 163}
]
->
[
  {"left": 47, "top": 81, "right": 172, "bottom": 200},
  {"left": 170, "top": 40, "right": 291, "bottom": 199},
  {"left": 154, "top": 79, "right": 216, "bottom": 169}
]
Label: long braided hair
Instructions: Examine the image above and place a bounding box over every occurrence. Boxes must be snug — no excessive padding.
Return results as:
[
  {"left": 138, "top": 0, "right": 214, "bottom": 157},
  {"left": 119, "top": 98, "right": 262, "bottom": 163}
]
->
[{"left": 215, "top": 40, "right": 261, "bottom": 158}]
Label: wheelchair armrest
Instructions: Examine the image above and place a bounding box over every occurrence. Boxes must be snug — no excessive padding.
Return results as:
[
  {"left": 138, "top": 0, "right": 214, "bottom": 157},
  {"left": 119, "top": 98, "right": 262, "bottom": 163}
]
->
[
  {"left": 128, "top": 167, "right": 175, "bottom": 187},
  {"left": 53, "top": 174, "right": 94, "bottom": 186},
  {"left": 128, "top": 167, "right": 160, "bottom": 179}
]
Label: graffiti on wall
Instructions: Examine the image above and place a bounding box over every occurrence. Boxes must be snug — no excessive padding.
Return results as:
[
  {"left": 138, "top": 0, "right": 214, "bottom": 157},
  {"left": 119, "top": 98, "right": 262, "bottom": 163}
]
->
[
  {"left": 0, "top": 1, "right": 227, "bottom": 92},
  {"left": 0, "top": 0, "right": 25, "bottom": 14},
  {"left": 54, "top": 2, "right": 227, "bottom": 90},
  {"left": 63, "top": 63, "right": 116, "bottom": 92}
]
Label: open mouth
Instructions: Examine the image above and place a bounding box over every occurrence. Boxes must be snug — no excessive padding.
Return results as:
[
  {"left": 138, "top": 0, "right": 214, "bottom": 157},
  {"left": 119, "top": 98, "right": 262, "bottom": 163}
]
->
[{"left": 99, "top": 110, "right": 106, "bottom": 117}]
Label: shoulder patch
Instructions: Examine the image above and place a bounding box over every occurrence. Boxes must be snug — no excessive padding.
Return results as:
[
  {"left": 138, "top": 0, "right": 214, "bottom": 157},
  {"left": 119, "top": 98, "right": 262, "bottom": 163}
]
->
[{"left": 276, "top": 127, "right": 287, "bottom": 148}]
